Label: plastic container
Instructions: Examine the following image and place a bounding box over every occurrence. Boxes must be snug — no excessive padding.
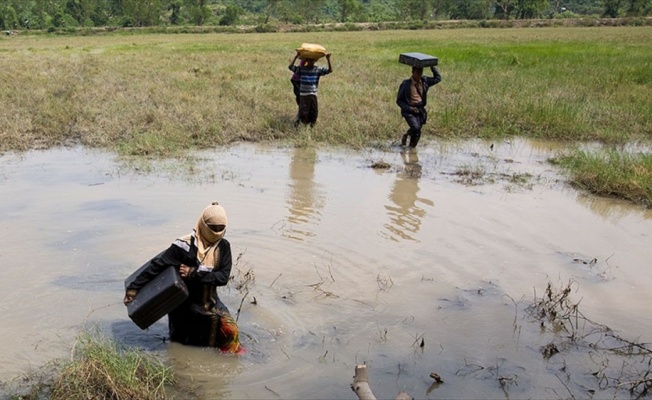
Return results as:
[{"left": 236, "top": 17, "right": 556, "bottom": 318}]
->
[{"left": 125, "top": 262, "right": 189, "bottom": 330}]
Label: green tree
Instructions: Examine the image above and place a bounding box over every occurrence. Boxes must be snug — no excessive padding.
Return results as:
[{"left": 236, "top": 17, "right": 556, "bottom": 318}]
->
[
  {"left": 0, "top": 5, "right": 19, "bottom": 30},
  {"left": 362, "top": 0, "right": 400, "bottom": 21},
  {"left": 32, "top": 0, "right": 48, "bottom": 29},
  {"left": 295, "top": 0, "right": 327, "bottom": 23},
  {"left": 515, "top": 0, "right": 547, "bottom": 17},
  {"left": 602, "top": 0, "right": 623, "bottom": 16},
  {"left": 626, "top": 0, "right": 651, "bottom": 14},
  {"left": 450, "top": 0, "right": 492, "bottom": 19},
  {"left": 168, "top": 0, "right": 181, "bottom": 24},
  {"left": 219, "top": 4, "right": 241, "bottom": 25},
  {"left": 495, "top": 0, "right": 516, "bottom": 18},
  {"left": 89, "top": 0, "right": 111, "bottom": 26},
  {"left": 122, "top": 0, "right": 162, "bottom": 26},
  {"left": 65, "top": 0, "right": 94, "bottom": 26},
  {"left": 396, "top": 0, "right": 431, "bottom": 19},
  {"left": 185, "top": 0, "right": 211, "bottom": 25},
  {"left": 263, "top": 0, "right": 281, "bottom": 23},
  {"left": 337, "top": 0, "right": 362, "bottom": 21},
  {"left": 429, "top": 0, "right": 456, "bottom": 18}
]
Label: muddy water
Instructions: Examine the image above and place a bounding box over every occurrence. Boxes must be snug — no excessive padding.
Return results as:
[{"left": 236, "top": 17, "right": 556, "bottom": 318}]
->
[{"left": 0, "top": 140, "right": 650, "bottom": 399}]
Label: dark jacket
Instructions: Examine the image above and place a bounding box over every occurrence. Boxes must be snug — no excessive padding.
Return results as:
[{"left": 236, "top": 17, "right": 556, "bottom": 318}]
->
[
  {"left": 126, "top": 235, "right": 232, "bottom": 293},
  {"left": 396, "top": 66, "right": 442, "bottom": 118},
  {"left": 127, "top": 234, "right": 236, "bottom": 348}
]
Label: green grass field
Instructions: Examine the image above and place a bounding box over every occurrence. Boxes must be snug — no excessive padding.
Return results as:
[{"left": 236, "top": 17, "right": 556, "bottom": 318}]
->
[{"left": 0, "top": 27, "right": 650, "bottom": 205}]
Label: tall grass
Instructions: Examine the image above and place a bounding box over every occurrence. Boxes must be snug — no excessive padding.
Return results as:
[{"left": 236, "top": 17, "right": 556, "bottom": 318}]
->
[
  {"left": 0, "top": 27, "right": 650, "bottom": 205},
  {"left": 0, "top": 27, "right": 650, "bottom": 156},
  {"left": 553, "top": 150, "right": 652, "bottom": 207},
  {"left": 3, "top": 331, "right": 176, "bottom": 400}
]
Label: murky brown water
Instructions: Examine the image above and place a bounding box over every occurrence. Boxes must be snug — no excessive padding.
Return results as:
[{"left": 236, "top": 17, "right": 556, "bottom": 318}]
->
[{"left": 1, "top": 140, "right": 650, "bottom": 399}]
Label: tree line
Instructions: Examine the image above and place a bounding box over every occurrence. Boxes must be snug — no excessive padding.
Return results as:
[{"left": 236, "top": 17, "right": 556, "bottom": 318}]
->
[{"left": 1, "top": 0, "right": 650, "bottom": 31}]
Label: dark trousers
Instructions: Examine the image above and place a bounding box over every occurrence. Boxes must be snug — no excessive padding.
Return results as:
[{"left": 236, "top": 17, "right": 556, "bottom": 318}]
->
[
  {"left": 402, "top": 112, "right": 424, "bottom": 148},
  {"left": 168, "top": 297, "right": 232, "bottom": 348},
  {"left": 298, "top": 94, "right": 319, "bottom": 127}
]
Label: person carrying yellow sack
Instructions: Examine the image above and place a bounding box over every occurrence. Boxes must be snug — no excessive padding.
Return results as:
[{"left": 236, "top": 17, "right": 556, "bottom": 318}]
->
[{"left": 288, "top": 44, "right": 333, "bottom": 128}]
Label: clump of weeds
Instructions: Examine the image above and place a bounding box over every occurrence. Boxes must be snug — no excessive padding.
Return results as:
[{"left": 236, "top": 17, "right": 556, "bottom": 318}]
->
[
  {"left": 524, "top": 280, "right": 652, "bottom": 398},
  {"left": 2, "top": 329, "right": 185, "bottom": 400}
]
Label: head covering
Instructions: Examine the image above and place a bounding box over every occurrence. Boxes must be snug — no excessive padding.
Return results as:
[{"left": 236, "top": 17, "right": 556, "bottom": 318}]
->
[{"left": 195, "top": 202, "right": 227, "bottom": 261}]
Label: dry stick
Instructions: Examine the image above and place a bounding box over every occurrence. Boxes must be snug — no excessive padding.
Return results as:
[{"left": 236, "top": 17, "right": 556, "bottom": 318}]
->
[
  {"left": 617, "top": 377, "right": 652, "bottom": 388},
  {"left": 605, "top": 333, "right": 652, "bottom": 355},
  {"left": 280, "top": 347, "right": 291, "bottom": 360},
  {"left": 328, "top": 264, "right": 335, "bottom": 282},
  {"left": 324, "top": 252, "right": 335, "bottom": 282},
  {"left": 235, "top": 289, "right": 249, "bottom": 322},
  {"left": 411, "top": 332, "right": 425, "bottom": 347},
  {"left": 265, "top": 385, "right": 280, "bottom": 397},
  {"left": 269, "top": 273, "right": 282, "bottom": 288},
  {"left": 555, "top": 373, "right": 576, "bottom": 399},
  {"left": 314, "top": 263, "right": 324, "bottom": 281},
  {"left": 351, "top": 364, "right": 377, "bottom": 400},
  {"left": 351, "top": 365, "right": 412, "bottom": 400}
]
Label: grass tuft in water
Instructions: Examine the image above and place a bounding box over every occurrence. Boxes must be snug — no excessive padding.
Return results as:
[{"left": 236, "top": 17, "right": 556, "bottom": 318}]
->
[
  {"left": 552, "top": 150, "right": 652, "bottom": 207},
  {"left": 4, "top": 331, "right": 176, "bottom": 400}
]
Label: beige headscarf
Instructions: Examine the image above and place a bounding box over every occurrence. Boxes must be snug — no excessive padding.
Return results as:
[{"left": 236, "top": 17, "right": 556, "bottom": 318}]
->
[{"left": 195, "top": 202, "right": 227, "bottom": 266}]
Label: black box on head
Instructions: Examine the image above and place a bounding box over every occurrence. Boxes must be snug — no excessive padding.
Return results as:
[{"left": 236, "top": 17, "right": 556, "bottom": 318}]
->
[
  {"left": 399, "top": 52, "right": 438, "bottom": 68},
  {"left": 125, "top": 260, "right": 189, "bottom": 330}
]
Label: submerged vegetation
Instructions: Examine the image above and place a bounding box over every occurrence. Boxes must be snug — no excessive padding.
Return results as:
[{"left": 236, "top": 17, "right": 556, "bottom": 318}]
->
[
  {"left": 2, "top": 331, "right": 178, "bottom": 400},
  {"left": 523, "top": 280, "right": 652, "bottom": 398}
]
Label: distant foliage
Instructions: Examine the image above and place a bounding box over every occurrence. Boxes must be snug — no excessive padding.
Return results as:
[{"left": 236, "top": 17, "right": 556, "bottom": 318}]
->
[
  {"left": 0, "top": 5, "right": 19, "bottom": 30},
  {"left": 0, "top": 0, "right": 649, "bottom": 30},
  {"left": 220, "top": 4, "right": 242, "bottom": 25}
]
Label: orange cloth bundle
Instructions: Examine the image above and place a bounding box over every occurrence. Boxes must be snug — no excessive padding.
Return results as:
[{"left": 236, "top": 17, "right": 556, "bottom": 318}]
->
[{"left": 296, "top": 43, "right": 328, "bottom": 60}]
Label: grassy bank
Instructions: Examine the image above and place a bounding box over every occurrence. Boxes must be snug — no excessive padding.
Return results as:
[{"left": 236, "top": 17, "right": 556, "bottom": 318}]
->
[
  {"left": 553, "top": 150, "right": 652, "bottom": 207},
  {"left": 2, "top": 331, "right": 178, "bottom": 400},
  {"left": 0, "top": 27, "right": 650, "bottom": 205},
  {"left": 1, "top": 27, "right": 650, "bottom": 153}
]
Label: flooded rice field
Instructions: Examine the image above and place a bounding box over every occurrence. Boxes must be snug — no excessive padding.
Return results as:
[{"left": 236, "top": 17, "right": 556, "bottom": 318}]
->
[{"left": 0, "top": 139, "right": 650, "bottom": 399}]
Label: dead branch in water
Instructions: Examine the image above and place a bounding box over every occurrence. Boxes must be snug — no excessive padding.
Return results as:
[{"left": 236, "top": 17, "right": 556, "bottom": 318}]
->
[
  {"left": 307, "top": 263, "right": 338, "bottom": 299},
  {"left": 526, "top": 279, "right": 652, "bottom": 398},
  {"left": 230, "top": 251, "right": 255, "bottom": 321},
  {"left": 269, "top": 273, "right": 282, "bottom": 288},
  {"left": 351, "top": 364, "right": 412, "bottom": 400}
]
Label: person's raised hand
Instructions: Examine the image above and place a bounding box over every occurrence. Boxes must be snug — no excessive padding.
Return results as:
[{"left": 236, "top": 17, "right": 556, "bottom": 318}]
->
[{"left": 123, "top": 289, "right": 137, "bottom": 305}]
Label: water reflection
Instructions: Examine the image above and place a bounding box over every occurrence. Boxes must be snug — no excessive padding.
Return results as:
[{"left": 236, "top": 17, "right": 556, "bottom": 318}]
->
[
  {"left": 284, "top": 147, "right": 324, "bottom": 241},
  {"left": 166, "top": 342, "right": 243, "bottom": 399},
  {"left": 2, "top": 144, "right": 652, "bottom": 399},
  {"left": 382, "top": 149, "right": 434, "bottom": 242},
  {"left": 575, "top": 192, "right": 652, "bottom": 221}
]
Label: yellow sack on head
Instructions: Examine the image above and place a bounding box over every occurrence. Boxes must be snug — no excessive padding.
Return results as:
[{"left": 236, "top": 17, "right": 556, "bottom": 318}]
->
[{"left": 296, "top": 43, "right": 327, "bottom": 61}]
